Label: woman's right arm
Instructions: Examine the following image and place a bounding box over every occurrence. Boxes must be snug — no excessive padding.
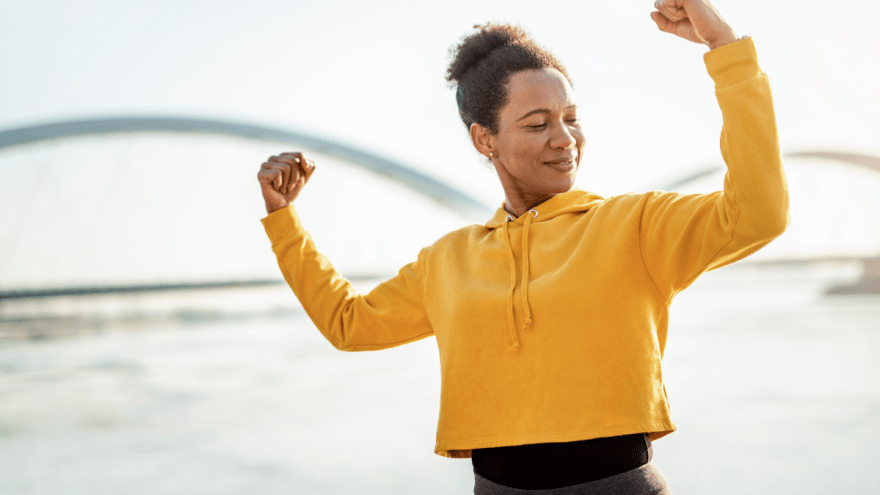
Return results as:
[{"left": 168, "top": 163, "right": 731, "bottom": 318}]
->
[{"left": 258, "top": 153, "right": 434, "bottom": 351}]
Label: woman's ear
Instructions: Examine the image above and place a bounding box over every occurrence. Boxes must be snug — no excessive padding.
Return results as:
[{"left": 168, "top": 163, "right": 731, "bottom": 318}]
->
[{"left": 469, "top": 123, "right": 494, "bottom": 159}]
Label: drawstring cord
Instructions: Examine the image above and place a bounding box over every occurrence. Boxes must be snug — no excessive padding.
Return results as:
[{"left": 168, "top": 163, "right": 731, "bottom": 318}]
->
[
  {"left": 501, "top": 219, "right": 519, "bottom": 352},
  {"left": 501, "top": 209, "right": 538, "bottom": 352},
  {"left": 521, "top": 210, "right": 536, "bottom": 333}
]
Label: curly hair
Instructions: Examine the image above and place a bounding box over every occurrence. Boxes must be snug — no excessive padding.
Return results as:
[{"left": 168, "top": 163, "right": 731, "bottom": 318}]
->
[{"left": 446, "top": 23, "right": 571, "bottom": 135}]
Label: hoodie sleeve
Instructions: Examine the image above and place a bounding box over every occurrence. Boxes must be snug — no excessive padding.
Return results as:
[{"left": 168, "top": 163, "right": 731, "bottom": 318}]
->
[
  {"left": 639, "top": 37, "right": 790, "bottom": 299},
  {"left": 261, "top": 204, "right": 434, "bottom": 351}
]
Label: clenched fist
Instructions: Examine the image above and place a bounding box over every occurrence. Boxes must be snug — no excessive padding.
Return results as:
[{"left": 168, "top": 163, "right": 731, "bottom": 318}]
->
[
  {"left": 257, "top": 152, "right": 316, "bottom": 214},
  {"left": 651, "top": 0, "right": 739, "bottom": 50}
]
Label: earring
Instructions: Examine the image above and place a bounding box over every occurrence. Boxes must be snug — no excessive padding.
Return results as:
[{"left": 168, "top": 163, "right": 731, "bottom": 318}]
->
[{"left": 489, "top": 152, "right": 494, "bottom": 158}]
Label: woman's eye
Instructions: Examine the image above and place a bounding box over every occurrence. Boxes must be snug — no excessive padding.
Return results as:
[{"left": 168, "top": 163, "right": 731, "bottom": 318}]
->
[{"left": 527, "top": 123, "right": 547, "bottom": 130}]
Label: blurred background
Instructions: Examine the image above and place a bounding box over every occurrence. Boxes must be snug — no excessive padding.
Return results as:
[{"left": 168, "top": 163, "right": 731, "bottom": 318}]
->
[{"left": 1, "top": 0, "right": 878, "bottom": 493}]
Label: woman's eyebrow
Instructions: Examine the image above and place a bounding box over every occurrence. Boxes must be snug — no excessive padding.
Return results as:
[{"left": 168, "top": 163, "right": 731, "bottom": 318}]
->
[
  {"left": 516, "top": 104, "right": 578, "bottom": 122},
  {"left": 516, "top": 109, "right": 549, "bottom": 122}
]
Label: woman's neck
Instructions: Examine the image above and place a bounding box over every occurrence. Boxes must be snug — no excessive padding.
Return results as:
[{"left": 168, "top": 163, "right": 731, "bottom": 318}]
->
[{"left": 504, "top": 191, "right": 556, "bottom": 217}]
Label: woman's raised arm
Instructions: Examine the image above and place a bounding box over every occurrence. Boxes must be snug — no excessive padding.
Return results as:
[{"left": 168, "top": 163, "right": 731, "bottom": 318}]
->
[
  {"left": 257, "top": 152, "right": 435, "bottom": 351},
  {"left": 638, "top": 2, "right": 790, "bottom": 297}
]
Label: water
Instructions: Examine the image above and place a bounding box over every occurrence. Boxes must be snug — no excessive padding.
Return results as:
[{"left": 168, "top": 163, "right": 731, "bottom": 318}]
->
[{"left": 1, "top": 261, "right": 878, "bottom": 494}]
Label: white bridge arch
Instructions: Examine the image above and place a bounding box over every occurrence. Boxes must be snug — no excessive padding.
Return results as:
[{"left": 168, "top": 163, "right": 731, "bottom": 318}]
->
[
  {"left": 0, "top": 116, "right": 492, "bottom": 218},
  {"left": 1, "top": 118, "right": 878, "bottom": 297},
  {"left": 0, "top": 117, "right": 491, "bottom": 299}
]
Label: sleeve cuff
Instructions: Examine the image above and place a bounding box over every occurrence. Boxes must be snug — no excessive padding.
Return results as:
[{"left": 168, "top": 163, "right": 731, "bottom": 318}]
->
[
  {"left": 260, "top": 204, "right": 304, "bottom": 248},
  {"left": 704, "top": 36, "right": 761, "bottom": 90}
]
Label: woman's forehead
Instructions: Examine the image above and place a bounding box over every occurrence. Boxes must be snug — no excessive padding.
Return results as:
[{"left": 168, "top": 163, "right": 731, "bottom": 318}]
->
[{"left": 504, "top": 68, "right": 577, "bottom": 116}]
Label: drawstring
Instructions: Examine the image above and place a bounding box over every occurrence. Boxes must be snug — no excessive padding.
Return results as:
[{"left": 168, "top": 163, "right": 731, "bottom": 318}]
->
[
  {"left": 501, "top": 209, "right": 538, "bottom": 352},
  {"left": 501, "top": 219, "right": 519, "bottom": 352},
  {"left": 521, "top": 210, "right": 536, "bottom": 333}
]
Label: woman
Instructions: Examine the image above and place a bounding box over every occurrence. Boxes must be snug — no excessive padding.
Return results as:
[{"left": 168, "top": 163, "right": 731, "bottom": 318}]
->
[{"left": 256, "top": 0, "right": 789, "bottom": 493}]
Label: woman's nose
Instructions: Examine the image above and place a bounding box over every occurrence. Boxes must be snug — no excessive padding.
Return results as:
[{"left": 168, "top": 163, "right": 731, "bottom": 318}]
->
[{"left": 549, "top": 121, "right": 577, "bottom": 149}]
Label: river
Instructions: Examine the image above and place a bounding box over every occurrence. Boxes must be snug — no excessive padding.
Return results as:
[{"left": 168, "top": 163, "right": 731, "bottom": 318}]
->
[{"left": 1, "top": 260, "right": 878, "bottom": 494}]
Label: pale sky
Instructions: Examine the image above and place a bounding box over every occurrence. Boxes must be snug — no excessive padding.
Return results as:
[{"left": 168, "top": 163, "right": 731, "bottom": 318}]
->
[
  {"left": 3, "top": 0, "right": 879, "bottom": 197},
  {"left": 2, "top": 0, "right": 880, "bottom": 288}
]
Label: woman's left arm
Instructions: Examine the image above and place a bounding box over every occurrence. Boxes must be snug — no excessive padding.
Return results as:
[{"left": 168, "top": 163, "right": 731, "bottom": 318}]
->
[{"left": 639, "top": 1, "right": 790, "bottom": 297}]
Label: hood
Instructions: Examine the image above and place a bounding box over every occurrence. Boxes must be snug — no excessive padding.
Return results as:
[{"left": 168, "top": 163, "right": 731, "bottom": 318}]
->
[
  {"left": 484, "top": 188, "right": 606, "bottom": 353},
  {"left": 484, "top": 188, "right": 606, "bottom": 229}
]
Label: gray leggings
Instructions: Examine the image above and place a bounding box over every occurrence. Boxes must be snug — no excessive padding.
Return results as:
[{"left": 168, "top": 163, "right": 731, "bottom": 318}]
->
[{"left": 474, "top": 461, "right": 672, "bottom": 495}]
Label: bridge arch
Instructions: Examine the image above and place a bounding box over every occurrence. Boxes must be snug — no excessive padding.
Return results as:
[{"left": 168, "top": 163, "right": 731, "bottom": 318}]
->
[
  {"left": 0, "top": 117, "right": 491, "bottom": 297},
  {"left": 661, "top": 151, "right": 880, "bottom": 192},
  {"left": 0, "top": 116, "right": 492, "bottom": 217}
]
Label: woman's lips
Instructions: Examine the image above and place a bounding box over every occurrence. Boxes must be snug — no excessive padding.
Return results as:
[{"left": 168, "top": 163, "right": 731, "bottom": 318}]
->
[{"left": 544, "top": 156, "right": 577, "bottom": 171}]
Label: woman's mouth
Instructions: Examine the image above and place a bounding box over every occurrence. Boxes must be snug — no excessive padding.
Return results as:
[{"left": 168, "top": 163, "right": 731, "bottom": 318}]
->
[{"left": 544, "top": 156, "right": 577, "bottom": 171}]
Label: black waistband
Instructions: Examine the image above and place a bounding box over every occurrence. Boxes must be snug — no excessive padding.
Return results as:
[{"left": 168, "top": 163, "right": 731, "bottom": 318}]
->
[{"left": 471, "top": 433, "right": 652, "bottom": 490}]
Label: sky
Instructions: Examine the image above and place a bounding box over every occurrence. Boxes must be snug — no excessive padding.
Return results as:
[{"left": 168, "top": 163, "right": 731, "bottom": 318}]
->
[
  {"left": 2, "top": 0, "right": 879, "bottom": 199},
  {"left": 2, "top": 0, "right": 880, "bottom": 288}
]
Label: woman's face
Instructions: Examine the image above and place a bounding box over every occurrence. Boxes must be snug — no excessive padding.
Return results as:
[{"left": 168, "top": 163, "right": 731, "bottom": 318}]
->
[{"left": 490, "top": 68, "right": 585, "bottom": 199}]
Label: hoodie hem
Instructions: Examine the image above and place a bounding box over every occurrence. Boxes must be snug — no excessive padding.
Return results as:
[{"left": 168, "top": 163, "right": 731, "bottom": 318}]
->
[{"left": 434, "top": 422, "right": 676, "bottom": 458}]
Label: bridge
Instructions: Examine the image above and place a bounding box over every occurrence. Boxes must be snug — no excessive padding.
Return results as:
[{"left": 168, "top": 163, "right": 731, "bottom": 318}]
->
[{"left": 1, "top": 117, "right": 878, "bottom": 297}]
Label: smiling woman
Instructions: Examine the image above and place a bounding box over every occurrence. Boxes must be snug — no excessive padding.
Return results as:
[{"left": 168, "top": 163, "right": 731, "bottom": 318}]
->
[
  {"left": 472, "top": 67, "right": 583, "bottom": 214},
  {"left": 446, "top": 24, "right": 584, "bottom": 215},
  {"left": 256, "top": 1, "right": 788, "bottom": 494}
]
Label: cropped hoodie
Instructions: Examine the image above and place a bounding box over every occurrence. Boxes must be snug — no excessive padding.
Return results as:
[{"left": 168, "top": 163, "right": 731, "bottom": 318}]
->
[{"left": 261, "top": 37, "right": 789, "bottom": 458}]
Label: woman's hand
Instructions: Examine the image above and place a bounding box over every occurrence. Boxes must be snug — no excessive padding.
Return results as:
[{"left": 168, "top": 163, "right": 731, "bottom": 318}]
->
[
  {"left": 257, "top": 152, "right": 316, "bottom": 214},
  {"left": 651, "top": 0, "right": 739, "bottom": 50}
]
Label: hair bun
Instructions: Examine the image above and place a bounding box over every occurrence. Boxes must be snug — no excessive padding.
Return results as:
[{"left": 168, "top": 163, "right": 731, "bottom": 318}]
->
[{"left": 446, "top": 23, "right": 530, "bottom": 84}]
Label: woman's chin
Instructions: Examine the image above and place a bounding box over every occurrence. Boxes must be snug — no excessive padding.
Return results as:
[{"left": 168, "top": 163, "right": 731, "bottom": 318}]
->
[{"left": 545, "top": 169, "right": 578, "bottom": 193}]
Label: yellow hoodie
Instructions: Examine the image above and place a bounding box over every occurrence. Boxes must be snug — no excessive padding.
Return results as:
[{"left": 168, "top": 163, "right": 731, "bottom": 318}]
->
[{"left": 261, "top": 37, "right": 789, "bottom": 458}]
